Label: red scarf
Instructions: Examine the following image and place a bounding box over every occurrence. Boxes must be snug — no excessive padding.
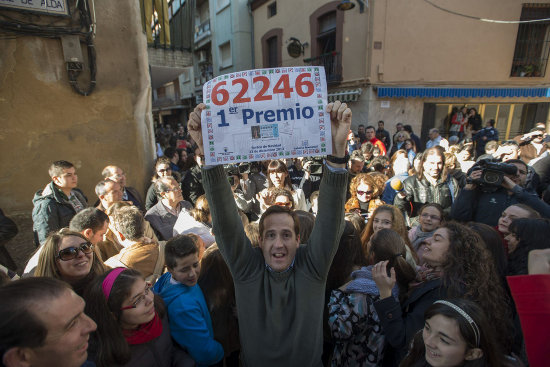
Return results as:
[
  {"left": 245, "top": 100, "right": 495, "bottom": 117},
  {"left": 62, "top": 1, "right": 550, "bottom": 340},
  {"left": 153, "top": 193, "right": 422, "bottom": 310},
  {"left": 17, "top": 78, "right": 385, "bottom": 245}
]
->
[
  {"left": 409, "top": 264, "right": 442, "bottom": 289},
  {"left": 122, "top": 311, "right": 163, "bottom": 345}
]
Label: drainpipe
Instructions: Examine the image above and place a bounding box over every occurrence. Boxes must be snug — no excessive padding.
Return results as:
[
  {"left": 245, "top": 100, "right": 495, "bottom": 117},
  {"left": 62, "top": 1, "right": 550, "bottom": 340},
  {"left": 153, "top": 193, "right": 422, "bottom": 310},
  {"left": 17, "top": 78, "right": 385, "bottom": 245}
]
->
[
  {"left": 248, "top": 0, "right": 255, "bottom": 68},
  {"left": 366, "top": 0, "right": 374, "bottom": 83}
]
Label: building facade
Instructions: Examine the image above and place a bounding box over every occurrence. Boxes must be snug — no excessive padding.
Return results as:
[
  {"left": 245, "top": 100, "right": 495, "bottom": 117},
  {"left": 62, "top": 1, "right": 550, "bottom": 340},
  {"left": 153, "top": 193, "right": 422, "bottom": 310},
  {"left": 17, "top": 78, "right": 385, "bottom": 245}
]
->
[
  {"left": 152, "top": 0, "right": 254, "bottom": 128},
  {"left": 250, "top": 0, "right": 550, "bottom": 144}
]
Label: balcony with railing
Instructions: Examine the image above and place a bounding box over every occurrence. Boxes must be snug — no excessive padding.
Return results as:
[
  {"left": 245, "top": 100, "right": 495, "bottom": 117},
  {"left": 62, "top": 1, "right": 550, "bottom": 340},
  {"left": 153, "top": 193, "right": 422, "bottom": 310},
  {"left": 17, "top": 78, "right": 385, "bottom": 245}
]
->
[
  {"left": 195, "top": 63, "right": 214, "bottom": 89},
  {"left": 510, "top": 5, "right": 550, "bottom": 77},
  {"left": 194, "top": 19, "right": 211, "bottom": 44},
  {"left": 141, "top": 0, "right": 193, "bottom": 104},
  {"left": 304, "top": 52, "right": 342, "bottom": 85}
]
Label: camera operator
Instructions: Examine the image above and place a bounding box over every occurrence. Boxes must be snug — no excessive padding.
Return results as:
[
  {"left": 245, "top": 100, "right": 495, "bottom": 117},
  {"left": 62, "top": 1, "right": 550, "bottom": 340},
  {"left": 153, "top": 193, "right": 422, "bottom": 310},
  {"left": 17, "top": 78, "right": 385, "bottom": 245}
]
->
[
  {"left": 298, "top": 157, "right": 323, "bottom": 200},
  {"left": 450, "top": 159, "right": 550, "bottom": 226},
  {"left": 228, "top": 162, "right": 265, "bottom": 221}
]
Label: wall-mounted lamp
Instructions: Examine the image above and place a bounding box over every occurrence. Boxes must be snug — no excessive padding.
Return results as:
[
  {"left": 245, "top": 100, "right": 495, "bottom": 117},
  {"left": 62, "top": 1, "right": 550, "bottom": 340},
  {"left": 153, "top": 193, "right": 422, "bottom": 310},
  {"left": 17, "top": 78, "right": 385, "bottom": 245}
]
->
[
  {"left": 337, "top": 0, "right": 367, "bottom": 13},
  {"left": 286, "top": 37, "right": 309, "bottom": 58}
]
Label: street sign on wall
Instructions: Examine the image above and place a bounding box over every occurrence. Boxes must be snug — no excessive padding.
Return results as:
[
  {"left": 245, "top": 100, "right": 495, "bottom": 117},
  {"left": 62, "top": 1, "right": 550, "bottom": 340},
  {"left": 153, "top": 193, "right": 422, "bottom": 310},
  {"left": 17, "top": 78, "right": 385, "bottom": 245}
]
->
[{"left": 0, "top": 0, "right": 69, "bottom": 16}]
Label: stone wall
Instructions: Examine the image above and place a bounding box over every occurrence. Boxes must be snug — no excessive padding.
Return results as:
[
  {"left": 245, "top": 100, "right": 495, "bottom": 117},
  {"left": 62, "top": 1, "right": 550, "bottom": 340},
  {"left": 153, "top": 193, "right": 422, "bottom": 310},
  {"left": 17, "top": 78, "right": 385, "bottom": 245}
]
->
[{"left": 0, "top": 1, "right": 155, "bottom": 267}]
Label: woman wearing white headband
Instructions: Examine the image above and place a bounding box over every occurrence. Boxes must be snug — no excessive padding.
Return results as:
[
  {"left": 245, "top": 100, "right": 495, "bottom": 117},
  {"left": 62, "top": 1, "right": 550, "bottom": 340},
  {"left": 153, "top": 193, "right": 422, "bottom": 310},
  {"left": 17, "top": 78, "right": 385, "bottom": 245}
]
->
[
  {"left": 400, "top": 299, "right": 503, "bottom": 367},
  {"left": 373, "top": 221, "right": 514, "bottom": 365}
]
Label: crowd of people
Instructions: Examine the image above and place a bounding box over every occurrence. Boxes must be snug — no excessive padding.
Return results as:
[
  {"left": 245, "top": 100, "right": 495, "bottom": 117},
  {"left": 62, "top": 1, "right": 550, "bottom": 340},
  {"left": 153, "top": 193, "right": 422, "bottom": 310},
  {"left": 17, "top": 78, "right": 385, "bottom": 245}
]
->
[{"left": 1, "top": 101, "right": 550, "bottom": 367}]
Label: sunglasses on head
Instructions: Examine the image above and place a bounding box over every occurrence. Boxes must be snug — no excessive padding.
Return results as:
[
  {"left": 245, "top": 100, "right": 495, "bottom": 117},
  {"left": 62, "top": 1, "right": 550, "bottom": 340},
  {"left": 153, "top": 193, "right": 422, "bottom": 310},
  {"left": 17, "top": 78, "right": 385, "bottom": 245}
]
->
[{"left": 57, "top": 242, "right": 94, "bottom": 261}]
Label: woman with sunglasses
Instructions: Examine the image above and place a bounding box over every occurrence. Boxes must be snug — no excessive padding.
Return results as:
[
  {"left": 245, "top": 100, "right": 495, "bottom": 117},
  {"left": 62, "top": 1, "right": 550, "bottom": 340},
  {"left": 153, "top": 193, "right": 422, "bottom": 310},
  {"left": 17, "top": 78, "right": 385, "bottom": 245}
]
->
[
  {"left": 35, "top": 228, "right": 107, "bottom": 296},
  {"left": 84, "top": 267, "right": 193, "bottom": 367},
  {"left": 345, "top": 173, "right": 384, "bottom": 219},
  {"left": 146, "top": 157, "right": 177, "bottom": 211}
]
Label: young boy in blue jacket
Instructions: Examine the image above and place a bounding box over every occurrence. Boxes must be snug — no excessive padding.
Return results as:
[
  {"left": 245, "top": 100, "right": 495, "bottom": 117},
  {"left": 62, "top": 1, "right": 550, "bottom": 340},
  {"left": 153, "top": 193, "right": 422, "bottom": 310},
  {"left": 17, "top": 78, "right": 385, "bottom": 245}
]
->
[{"left": 153, "top": 235, "right": 224, "bottom": 366}]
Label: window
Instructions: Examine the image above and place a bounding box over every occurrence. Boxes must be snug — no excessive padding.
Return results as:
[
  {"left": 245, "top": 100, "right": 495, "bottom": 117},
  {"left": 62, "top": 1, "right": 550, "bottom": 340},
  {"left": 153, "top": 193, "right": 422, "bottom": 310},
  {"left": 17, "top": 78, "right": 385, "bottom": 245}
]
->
[
  {"left": 510, "top": 4, "right": 550, "bottom": 77},
  {"left": 219, "top": 42, "right": 232, "bottom": 69},
  {"left": 181, "top": 68, "right": 191, "bottom": 83},
  {"left": 267, "top": 36, "right": 278, "bottom": 67},
  {"left": 268, "top": 2, "right": 277, "bottom": 18},
  {"left": 317, "top": 12, "right": 336, "bottom": 54},
  {"left": 308, "top": 5, "right": 343, "bottom": 84},
  {"left": 261, "top": 28, "right": 282, "bottom": 68}
]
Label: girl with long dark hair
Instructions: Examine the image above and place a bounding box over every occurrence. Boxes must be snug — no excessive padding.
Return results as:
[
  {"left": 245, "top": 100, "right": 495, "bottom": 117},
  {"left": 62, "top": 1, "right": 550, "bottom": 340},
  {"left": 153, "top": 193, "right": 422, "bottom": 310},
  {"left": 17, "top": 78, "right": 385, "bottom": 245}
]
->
[
  {"left": 400, "top": 299, "right": 504, "bottom": 367},
  {"left": 257, "top": 159, "right": 308, "bottom": 211},
  {"left": 83, "top": 268, "right": 192, "bottom": 367},
  {"left": 373, "top": 222, "right": 513, "bottom": 365}
]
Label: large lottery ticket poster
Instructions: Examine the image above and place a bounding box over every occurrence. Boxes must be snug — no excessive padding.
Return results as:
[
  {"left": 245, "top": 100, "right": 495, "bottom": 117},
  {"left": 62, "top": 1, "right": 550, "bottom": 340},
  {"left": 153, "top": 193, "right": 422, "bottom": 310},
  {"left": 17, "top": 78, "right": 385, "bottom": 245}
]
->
[{"left": 201, "top": 66, "right": 331, "bottom": 165}]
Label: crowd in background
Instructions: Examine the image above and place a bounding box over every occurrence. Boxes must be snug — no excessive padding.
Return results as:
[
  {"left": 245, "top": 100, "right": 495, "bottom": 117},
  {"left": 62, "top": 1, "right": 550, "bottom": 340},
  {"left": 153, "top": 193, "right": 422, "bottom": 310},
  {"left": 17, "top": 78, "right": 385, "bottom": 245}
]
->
[{"left": 1, "top": 103, "right": 550, "bottom": 367}]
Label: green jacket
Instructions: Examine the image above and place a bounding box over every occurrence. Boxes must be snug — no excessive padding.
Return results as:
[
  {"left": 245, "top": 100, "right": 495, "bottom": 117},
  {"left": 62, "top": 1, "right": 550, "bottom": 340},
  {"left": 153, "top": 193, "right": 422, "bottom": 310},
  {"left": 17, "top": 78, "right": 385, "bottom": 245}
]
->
[
  {"left": 203, "top": 164, "right": 347, "bottom": 367},
  {"left": 32, "top": 182, "right": 87, "bottom": 245}
]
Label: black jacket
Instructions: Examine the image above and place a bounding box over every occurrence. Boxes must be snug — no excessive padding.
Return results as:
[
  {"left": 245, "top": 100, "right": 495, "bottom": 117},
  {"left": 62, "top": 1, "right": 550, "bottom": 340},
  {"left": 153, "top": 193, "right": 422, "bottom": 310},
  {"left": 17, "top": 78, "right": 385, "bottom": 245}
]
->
[
  {"left": 32, "top": 182, "right": 87, "bottom": 245},
  {"left": 394, "top": 175, "right": 459, "bottom": 217},
  {"left": 450, "top": 185, "right": 550, "bottom": 226},
  {"left": 181, "top": 165, "right": 204, "bottom": 206},
  {"left": 374, "top": 279, "right": 446, "bottom": 366}
]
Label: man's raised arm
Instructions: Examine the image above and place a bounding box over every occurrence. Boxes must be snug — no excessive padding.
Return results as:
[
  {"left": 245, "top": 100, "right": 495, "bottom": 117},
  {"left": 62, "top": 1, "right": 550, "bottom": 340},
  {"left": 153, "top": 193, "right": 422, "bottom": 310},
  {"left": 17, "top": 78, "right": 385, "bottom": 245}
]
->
[
  {"left": 187, "top": 104, "right": 259, "bottom": 280},
  {"left": 304, "top": 101, "right": 351, "bottom": 277}
]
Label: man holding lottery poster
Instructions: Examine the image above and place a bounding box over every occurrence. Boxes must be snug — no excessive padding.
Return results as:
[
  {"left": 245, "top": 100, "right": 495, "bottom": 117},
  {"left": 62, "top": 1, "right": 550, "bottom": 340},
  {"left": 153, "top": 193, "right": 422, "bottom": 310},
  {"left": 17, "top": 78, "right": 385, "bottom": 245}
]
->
[{"left": 188, "top": 87, "right": 351, "bottom": 366}]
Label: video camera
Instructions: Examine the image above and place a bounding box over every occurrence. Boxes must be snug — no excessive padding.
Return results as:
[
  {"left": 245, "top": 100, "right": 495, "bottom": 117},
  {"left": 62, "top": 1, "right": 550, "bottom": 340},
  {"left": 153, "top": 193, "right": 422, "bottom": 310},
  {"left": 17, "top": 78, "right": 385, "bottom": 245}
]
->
[
  {"left": 468, "top": 159, "right": 517, "bottom": 188},
  {"left": 303, "top": 156, "right": 324, "bottom": 176}
]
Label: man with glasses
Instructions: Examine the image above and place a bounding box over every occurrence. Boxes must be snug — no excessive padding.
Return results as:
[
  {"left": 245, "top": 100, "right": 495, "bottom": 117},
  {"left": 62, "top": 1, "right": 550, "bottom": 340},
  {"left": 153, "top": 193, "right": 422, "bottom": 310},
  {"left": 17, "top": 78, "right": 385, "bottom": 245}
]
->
[
  {"left": 146, "top": 157, "right": 173, "bottom": 211},
  {"left": 102, "top": 165, "right": 145, "bottom": 212},
  {"left": 94, "top": 179, "right": 124, "bottom": 213},
  {"left": 0, "top": 277, "right": 97, "bottom": 367},
  {"left": 145, "top": 177, "right": 193, "bottom": 241},
  {"left": 32, "top": 160, "right": 88, "bottom": 246},
  {"left": 451, "top": 158, "right": 550, "bottom": 226}
]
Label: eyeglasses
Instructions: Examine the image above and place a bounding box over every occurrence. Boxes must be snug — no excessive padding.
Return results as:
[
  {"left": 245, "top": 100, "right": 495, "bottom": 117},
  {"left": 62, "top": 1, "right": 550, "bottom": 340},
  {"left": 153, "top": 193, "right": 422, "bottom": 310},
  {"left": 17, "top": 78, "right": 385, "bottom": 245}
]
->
[
  {"left": 165, "top": 187, "right": 181, "bottom": 193},
  {"left": 357, "top": 190, "right": 373, "bottom": 196},
  {"left": 420, "top": 213, "right": 441, "bottom": 221},
  {"left": 57, "top": 242, "right": 94, "bottom": 261},
  {"left": 274, "top": 201, "right": 292, "bottom": 208},
  {"left": 120, "top": 282, "right": 153, "bottom": 310}
]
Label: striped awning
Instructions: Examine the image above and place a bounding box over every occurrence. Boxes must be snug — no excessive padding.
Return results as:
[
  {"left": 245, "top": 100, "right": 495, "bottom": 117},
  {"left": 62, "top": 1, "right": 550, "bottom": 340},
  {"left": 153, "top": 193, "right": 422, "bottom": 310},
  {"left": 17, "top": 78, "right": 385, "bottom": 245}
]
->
[{"left": 376, "top": 86, "right": 550, "bottom": 98}]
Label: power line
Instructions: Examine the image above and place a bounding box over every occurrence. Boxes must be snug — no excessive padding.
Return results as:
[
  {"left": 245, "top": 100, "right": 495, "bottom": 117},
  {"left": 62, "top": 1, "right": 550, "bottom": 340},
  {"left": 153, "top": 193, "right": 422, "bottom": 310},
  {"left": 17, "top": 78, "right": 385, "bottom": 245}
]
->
[{"left": 423, "top": 0, "right": 550, "bottom": 24}]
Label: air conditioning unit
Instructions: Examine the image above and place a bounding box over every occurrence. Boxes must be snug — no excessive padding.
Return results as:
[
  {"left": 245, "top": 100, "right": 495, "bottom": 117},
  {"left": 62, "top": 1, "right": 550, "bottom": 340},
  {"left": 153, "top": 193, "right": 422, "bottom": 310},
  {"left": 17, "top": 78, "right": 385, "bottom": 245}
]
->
[{"left": 198, "top": 51, "right": 207, "bottom": 64}]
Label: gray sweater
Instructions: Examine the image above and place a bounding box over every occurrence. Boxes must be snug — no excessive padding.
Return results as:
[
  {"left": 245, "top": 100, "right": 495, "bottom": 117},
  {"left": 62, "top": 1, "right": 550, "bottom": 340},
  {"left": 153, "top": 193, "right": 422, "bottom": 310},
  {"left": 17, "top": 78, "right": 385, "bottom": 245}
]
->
[{"left": 203, "top": 164, "right": 347, "bottom": 367}]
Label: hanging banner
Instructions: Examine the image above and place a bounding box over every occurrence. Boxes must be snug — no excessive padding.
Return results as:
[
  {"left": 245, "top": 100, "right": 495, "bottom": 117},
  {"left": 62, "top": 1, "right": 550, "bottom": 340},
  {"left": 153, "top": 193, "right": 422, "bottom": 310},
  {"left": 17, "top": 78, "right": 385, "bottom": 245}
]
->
[{"left": 201, "top": 66, "right": 331, "bottom": 164}]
